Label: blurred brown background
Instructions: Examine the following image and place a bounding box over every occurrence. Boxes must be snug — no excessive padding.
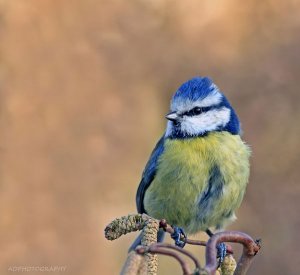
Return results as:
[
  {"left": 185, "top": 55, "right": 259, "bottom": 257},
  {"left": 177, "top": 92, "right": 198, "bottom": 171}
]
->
[{"left": 1, "top": 0, "right": 300, "bottom": 274}]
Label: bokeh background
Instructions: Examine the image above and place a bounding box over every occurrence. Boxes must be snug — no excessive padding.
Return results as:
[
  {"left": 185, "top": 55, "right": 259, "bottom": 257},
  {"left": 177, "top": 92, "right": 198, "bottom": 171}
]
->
[{"left": 1, "top": 0, "right": 300, "bottom": 274}]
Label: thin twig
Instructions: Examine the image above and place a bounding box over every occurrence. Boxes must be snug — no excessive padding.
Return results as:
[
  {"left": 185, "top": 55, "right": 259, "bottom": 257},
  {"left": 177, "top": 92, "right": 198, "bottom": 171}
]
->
[
  {"left": 151, "top": 243, "right": 201, "bottom": 270},
  {"left": 136, "top": 245, "right": 192, "bottom": 275},
  {"left": 159, "top": 219, "right": 175, "bottom": 234},
  {"left": 234, "top": 238, "right": 261, "bottom": 275},
  {"left": 159, "top": 219, "right": 234, "bottom": 254},
  {"left": 105, "top": 215, "right": 261, "bottom": 275},
  {"left": 185, "top": 239, "right": 207, "bottom": 247},
  {"left": 186, "top": 239, "right": 234, "bottom": 255}
]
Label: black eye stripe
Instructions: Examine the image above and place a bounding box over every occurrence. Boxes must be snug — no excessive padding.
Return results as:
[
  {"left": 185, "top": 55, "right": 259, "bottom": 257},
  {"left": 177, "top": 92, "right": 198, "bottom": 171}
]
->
[{"left": 182, "top": 105, "right": 220, "bottom": 117}]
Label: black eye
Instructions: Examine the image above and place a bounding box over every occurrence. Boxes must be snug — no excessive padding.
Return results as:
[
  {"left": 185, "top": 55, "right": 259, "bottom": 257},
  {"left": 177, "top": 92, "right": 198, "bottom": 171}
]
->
[{"left": 192, "top": 107, "right": 203, "bottom": 115}]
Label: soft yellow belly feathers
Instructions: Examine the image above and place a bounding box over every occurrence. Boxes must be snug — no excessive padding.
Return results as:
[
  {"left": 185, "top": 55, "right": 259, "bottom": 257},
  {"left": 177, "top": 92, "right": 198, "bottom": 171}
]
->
[{"left": 144, "top": 132, "right": 250, "bottom": 234}]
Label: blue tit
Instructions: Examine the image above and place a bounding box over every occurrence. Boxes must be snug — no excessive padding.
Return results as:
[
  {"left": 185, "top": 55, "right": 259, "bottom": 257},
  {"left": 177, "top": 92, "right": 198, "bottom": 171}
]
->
[{"left": 130, "top": 77, "right": 250, "bottom": 250}]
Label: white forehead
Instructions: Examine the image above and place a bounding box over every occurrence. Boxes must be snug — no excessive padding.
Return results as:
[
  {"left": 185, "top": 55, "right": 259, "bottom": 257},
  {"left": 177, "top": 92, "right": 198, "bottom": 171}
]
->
[{"left": 171, "top": 89, "right": 222, "bottom": 113}]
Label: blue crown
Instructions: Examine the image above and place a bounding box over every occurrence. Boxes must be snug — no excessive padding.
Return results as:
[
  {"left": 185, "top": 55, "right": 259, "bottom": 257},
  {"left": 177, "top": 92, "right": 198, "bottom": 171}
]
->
[{"left": 173, "top": 77, "right": 217, "bottom": 102}]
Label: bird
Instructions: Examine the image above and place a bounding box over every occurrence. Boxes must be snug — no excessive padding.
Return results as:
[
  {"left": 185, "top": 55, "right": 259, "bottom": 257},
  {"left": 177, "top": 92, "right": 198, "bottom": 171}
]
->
[{"left": 130, "top": 77, "right": 250, "bottom": 257}]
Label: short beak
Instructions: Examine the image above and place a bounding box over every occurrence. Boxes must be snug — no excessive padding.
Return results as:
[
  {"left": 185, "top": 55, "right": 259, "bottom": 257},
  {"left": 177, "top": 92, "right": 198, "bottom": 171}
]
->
[{"left": 165, "top": 111, "right": 179, "bottom": 122}]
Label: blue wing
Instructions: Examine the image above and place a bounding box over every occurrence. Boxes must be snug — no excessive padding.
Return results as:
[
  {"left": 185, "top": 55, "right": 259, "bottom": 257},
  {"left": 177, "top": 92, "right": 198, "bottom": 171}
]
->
[{"left": 136, "top": 135, "right": 165, "bottom": 214}]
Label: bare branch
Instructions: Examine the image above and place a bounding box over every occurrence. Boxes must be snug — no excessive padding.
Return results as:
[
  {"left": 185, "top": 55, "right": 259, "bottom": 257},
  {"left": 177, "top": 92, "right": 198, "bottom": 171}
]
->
[
  {"left": 185, "top": 239, "right": 207, "bottom": 247},
  {"left": 151, "top": 243, "right": 201, "bottom": 270},
  {"left": 204, "top": 231, "right": 261, "bottom": 275},
  {"left": 136, "top": 245, "right": 192, "bottom": 275},
  {"left": 234, "top": 238, "right": 261, "bottom": 275},
  {"left": 105, "top": 215, "right": 261, "bottom": 275},
  {"left": 159, "top": 219, "right": 234, "bottom": 254}
]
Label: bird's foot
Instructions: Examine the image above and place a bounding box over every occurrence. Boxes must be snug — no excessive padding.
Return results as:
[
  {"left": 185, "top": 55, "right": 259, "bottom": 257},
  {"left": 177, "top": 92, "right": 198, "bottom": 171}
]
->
[
  {"left": 206, "top": 229, "right": 227, "bottom": 265},
  {"left": 170, "top": 226, "right": 187, "bottom": 248},
  {"left": 217, "top": 242, "right": 227, "bottom": 265}
]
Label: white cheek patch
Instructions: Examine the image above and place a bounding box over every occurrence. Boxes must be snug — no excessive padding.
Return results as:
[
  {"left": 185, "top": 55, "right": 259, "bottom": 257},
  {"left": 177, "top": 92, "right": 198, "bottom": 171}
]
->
[
  {"left": 171, "top": 89, "right": 222, "bottom": 113},
  {"left": 180, "top": 107, "right": 231, "bottom": 136}
]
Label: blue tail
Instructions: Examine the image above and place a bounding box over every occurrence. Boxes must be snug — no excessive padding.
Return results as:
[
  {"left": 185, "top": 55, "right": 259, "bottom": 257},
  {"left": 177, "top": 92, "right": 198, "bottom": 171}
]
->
[{"left": 128, "top": 229, "right": 165, "bottom": 252}]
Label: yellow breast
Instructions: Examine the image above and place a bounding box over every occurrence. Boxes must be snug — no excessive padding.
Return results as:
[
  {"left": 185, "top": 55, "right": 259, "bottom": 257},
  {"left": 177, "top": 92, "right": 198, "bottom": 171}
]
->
[{"left": 144, "top": 132, "right": 251, "bottom": 233}]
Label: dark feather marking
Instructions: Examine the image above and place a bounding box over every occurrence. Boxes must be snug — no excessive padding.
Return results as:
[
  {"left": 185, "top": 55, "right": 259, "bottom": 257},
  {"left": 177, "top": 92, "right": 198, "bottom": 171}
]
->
[
  {"left": 136, "top": 136, "right": 165, "bottom": 214},
  {"left": 198, "top": 165, "right": 224, "bottom": 220}
]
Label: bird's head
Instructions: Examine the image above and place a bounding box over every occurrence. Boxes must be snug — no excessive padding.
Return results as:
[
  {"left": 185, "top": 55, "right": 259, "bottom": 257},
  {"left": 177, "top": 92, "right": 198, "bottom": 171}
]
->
[{"left": 165, "top": 77, "right": 240, "bottom": 138}]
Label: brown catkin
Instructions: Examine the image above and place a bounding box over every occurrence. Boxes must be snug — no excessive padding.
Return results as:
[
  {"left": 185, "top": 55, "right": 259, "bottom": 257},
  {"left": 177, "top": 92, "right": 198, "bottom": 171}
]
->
[
  {"left": 141, "top": 219, "right": 159, "bottom": 275},
  {"left": 220, "top": 254, "right": 237, "bottom": 275},
  {"left": 104, "top": 214, "right": 151, "bottom": 240}
]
